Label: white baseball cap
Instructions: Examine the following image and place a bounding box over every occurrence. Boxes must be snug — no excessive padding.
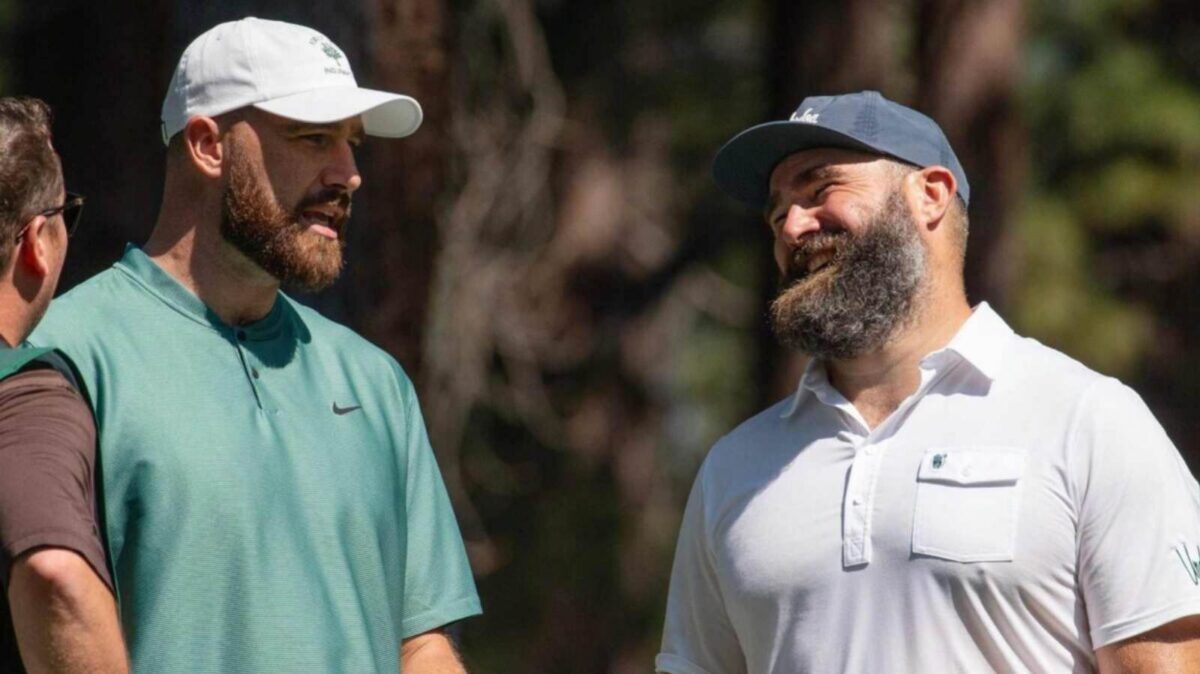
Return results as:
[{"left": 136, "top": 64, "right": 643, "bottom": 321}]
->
[{"left": 160, "top": 17, "right": 423, "bottom": 145}]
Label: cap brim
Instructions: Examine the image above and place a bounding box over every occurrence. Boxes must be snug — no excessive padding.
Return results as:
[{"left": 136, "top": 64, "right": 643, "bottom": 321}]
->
[
  {"left": 254, "top": 86, "right": 423, "bottom": 138},
  {"left": 712, "top": 121, "right": 879, "bottom": 209}
]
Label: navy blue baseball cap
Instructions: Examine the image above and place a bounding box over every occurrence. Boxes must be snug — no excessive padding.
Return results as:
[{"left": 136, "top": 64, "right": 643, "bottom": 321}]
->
[{"left": 712, "top": 90, "right": 969, "bottom": 209}]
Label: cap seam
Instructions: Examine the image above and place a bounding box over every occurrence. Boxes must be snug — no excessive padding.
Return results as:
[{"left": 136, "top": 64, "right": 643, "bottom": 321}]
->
[{"left": 242, "top": 19, "right": 265, "bottom": 104}]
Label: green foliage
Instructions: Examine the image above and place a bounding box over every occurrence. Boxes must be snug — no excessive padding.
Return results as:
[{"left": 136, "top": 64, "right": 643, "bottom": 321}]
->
[
  {"left": 1012, "top": 196, "right": 1154, "bottom": 375},
  {"left": 673, "top": 314, "right": 755, "bottom": 472},
  {"left": 1012, "top": 0, "right": 1200, "bottom": 380}
]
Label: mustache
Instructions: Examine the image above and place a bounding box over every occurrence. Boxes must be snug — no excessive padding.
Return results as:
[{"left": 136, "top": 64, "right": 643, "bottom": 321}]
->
[
  {"left": 295, "top": 188, "right": 353, "bottom": 222},
  {"left": 783, "top": 230, "right": 850, "bottom": 283}
]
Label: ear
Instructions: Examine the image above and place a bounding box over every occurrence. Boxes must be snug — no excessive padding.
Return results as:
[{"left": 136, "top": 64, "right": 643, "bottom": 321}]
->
[
  {"left": 183, "top": 116, "right": 225, "bottom": 179},
  {"left": 16, "top": 216, "right": 52, "bottom": 278},
  {"left": 910, "top": 165, "right": 956, "bottom": 232}
]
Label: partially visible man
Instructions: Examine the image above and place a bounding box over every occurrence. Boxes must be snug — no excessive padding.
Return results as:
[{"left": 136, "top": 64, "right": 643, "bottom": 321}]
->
[
  {"left": 657, "top": 91, "right": 1200, "bottom": 673},
  {"left": 31, "top": 18, "right": 479, "bottom": 674},
  {"left": 0, "top": 97, "right": 128, "bottom": 673}
]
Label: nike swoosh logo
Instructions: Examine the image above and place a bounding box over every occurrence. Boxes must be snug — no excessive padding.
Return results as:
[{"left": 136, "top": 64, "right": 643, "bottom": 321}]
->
[{"left": 332, "top": 402, "right": 362, "bottom": 415}]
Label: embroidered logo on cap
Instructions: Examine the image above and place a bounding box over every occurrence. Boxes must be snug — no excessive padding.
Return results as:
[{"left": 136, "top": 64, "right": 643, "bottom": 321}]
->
[
  {"left": 791, "top": 107, "right": 820, "bottom": 124},
  {"left": 310, "top": 36, "right": 350, "bottom": 76}
]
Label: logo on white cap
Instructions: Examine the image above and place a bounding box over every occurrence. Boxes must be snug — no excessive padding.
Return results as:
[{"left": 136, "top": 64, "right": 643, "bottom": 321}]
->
[
  {"left": 791, "top": 108, "right": 820, "bottom": 124},
  {"left": 310, "top": 36, "right": 350, "bottom": 76}
]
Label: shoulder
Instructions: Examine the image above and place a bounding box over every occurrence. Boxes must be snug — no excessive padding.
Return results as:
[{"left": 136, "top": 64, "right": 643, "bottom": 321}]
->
[
  {"left": 27, "top": 350, "right": 83, "bottom": 391},
  {"left": 700, "top": 396, "right": 797, "bottom": 479},
  {"left": 0, "top": 367, "right": 78, "bottom": 398},
  {"left": 282, "top": 295, "right": 415, "bottom": 390},
  {"left": 29, "top": 268, "right": 138, "bottom": 394},
  {"left": 977, "top": 332, "right": 1172, "bottom": 459},
  {"left": 1006, "top": 333, "right": 1109, "bottom": 389},
  {"left": 1002, "top": 336, "right": 1178, "bottom": 478},
  {"left": 993, "top": 334, "right": 1125, "bottom": 414},
  {"left": 0, "top": 368, "right": 93, "bottom": 435},
  {"left": 32, "top": 267, "right": 135, "bottom": 347}
]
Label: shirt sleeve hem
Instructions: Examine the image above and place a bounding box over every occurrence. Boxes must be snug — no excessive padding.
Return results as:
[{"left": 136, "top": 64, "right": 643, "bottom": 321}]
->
[
  {"left": 399, "top": 595, "right": 483, "bottom": 639},
  {"left": 3, "top": 529, "right": 112, "bottom": 591},
  {"left": 1090, "top": 600, "right": 1200, "bottom": 648},
  {"left": 654, "top": 653, "right": 721, "bottom": 674}
]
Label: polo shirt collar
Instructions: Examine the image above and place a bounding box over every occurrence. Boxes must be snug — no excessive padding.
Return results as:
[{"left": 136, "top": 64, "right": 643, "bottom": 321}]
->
[
  {"left": 934, "top": 302, "right": 1012, "bottom": 382},
  {"left": 780, "top": 302, "right": 1014, "bottom": 418},
  {"left": 116, "top": 244, "right": 288, "bottom": 340}
]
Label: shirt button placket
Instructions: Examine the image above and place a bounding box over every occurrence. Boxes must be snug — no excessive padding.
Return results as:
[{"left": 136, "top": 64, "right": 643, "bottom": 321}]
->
[
  {"left": 843, "top": 441, "right": 882, "bottom": 568},
  {"left": 231, "top": 328, "right": 265, "bottom": 409}
]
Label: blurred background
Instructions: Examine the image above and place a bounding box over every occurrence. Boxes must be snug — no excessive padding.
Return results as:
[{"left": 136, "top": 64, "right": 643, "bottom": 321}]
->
[{"left": 4, "top": 0, "right": 1200, "bottom": 671}]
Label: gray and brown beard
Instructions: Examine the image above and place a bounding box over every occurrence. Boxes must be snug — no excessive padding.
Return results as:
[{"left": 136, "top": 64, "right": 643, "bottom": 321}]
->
[
  {"left": 769, "top": 188, "right": 928, "bottom": 360},
  {"left": 220, "top": 141, "right": 349, "bottom": 292}
]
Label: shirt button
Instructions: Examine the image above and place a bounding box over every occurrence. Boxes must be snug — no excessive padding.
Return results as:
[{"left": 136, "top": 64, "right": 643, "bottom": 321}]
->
[
  {"left": 864, "top": 446, "right": 876, "bottom": 456},
  {"left": 236, "top": 330, "right": 247, "bottom": 341},
  {"left": 851, "top": 497, "right": 862, "bottom": 506},
  {"left": 251, "top": 368, "right": 260, "bottom": 379}
]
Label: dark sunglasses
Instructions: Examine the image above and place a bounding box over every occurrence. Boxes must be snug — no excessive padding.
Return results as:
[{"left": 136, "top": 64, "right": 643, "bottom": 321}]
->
[{"left": 15, "top": 192, "right": 85, "bottom": 241}]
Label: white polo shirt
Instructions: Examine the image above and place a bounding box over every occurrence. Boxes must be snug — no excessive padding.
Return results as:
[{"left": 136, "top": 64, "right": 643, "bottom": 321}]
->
[{"left": 657, "top": 304, "right": 1200, "bottom": 674}]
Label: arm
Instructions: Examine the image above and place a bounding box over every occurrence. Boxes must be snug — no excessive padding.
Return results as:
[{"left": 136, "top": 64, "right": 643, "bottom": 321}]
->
[
  {"left": 8, "top": 548, "right": 128, "bottom": 674},
  {"left": 1096, "top": 616, "right": 1200, "bottom": 674},
  {"left": 400, "top": 628, "right": 466, "bottom": 674},
  {"left": 1071, "top": 381, "right": 1200, "bottom": 654},
  {"left": 392, "top": 370, "right": 481, "bottom": 668},
  {"left": 0, "top": 368, "right": 127, "bottom": 673},
  {"left": 657, "top": 464, "right": 746, "bottom": 673}
]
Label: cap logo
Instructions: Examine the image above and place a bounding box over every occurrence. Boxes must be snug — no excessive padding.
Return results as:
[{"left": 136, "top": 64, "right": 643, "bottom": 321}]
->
[
  {"left": 309, "top": 36, "right": 351, "bottom": 76},
  {"left": 790, "top": 107, "right": 820, "bottom": 124}
]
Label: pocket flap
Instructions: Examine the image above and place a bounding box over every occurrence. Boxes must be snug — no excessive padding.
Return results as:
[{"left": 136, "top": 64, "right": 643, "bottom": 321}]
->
[{"left": 917, "top": 448, "right": 1026, "bottom": 486}]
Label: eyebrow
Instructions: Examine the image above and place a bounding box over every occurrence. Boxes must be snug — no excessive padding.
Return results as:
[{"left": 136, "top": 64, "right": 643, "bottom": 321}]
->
[{"left": 763, "top": 164, "right": 847, "bottom": 220}]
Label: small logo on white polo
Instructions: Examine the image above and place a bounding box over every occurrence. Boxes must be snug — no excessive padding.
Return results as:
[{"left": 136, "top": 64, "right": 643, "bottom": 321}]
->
[
  {"left": 1175, "top": 543, "right": 1200, "bottom": 585},
  {"left": 791, "top": 108, "right": 820, "bottom": 124}
]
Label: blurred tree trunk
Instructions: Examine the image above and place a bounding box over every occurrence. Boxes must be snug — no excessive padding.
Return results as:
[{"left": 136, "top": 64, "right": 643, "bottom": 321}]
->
[
  {"left": 350, "top": 0, "right": 452, "bottom": 373},
  {"left": 916, "top": 0, "right": 1025, "bottom": 307}
]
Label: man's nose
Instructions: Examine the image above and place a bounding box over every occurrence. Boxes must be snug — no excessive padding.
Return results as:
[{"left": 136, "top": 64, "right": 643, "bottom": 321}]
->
[
  {"left": 778, "top": 204, "right": 820, "bottom": 247},
  {"left": 322, "top": 142, "right": 362, "bottom": 194}
]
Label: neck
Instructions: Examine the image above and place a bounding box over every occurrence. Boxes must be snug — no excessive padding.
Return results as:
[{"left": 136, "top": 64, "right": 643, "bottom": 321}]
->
[
  {"left": 0, "top": 319, "right": 27, "bottom": 347},
  {"left": 0, "top": 257, "right": 51, "bottom": 346},
  {"left": 145, "top": 196, "right": 279, "bottom": 326},
  {"left": 0, "top": 291, "right": 37, "bottom": 348},
  {"left": 826, "top": 284, "right": 971, "bottom": 429}
]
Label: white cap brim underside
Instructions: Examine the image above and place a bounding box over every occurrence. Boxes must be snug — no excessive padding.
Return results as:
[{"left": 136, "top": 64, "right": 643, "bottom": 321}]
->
[{"left": 253, "top": 86, "right": 423, "bottom": 138}]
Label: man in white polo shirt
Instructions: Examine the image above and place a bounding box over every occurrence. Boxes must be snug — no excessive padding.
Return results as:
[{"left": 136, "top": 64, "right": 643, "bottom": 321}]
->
[{"left": 657, "top": 91, "right": 1200, "bottom": 673}]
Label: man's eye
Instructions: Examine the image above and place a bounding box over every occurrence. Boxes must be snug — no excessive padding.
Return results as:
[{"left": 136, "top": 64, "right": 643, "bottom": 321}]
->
[{"left": 300, "top": 134, "right": 331, "bottom": 146}]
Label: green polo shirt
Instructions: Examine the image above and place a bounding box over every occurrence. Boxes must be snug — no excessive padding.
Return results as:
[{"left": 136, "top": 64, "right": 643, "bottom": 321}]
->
[{"left": 31, "top": 246, "right": 480, "bottom": 673}]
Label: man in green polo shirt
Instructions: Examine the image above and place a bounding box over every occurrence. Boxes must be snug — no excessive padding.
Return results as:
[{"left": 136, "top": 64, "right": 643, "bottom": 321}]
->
[{"left": 30, "top": 19, "right": 480, "bottom": 673}]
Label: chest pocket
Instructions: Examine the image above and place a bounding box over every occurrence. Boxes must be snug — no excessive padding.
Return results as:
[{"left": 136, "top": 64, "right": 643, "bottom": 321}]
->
[{"left": 912, "top": 447, "right": 1026, "bottom": 563}]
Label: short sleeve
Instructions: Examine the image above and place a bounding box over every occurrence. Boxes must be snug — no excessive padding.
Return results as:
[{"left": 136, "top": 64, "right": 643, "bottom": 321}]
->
[
  {"left": 656, "top": 467, "right": 746, "bottom": 674},
  {"left": 396, "top": 374, "right": 482, "bottom": 638},
  {"left": 1073, "top": 378, "right": 1200, "bottom": 648},
  {"left": 0, "top": 369, "right": 110, "bottom": 590}
]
